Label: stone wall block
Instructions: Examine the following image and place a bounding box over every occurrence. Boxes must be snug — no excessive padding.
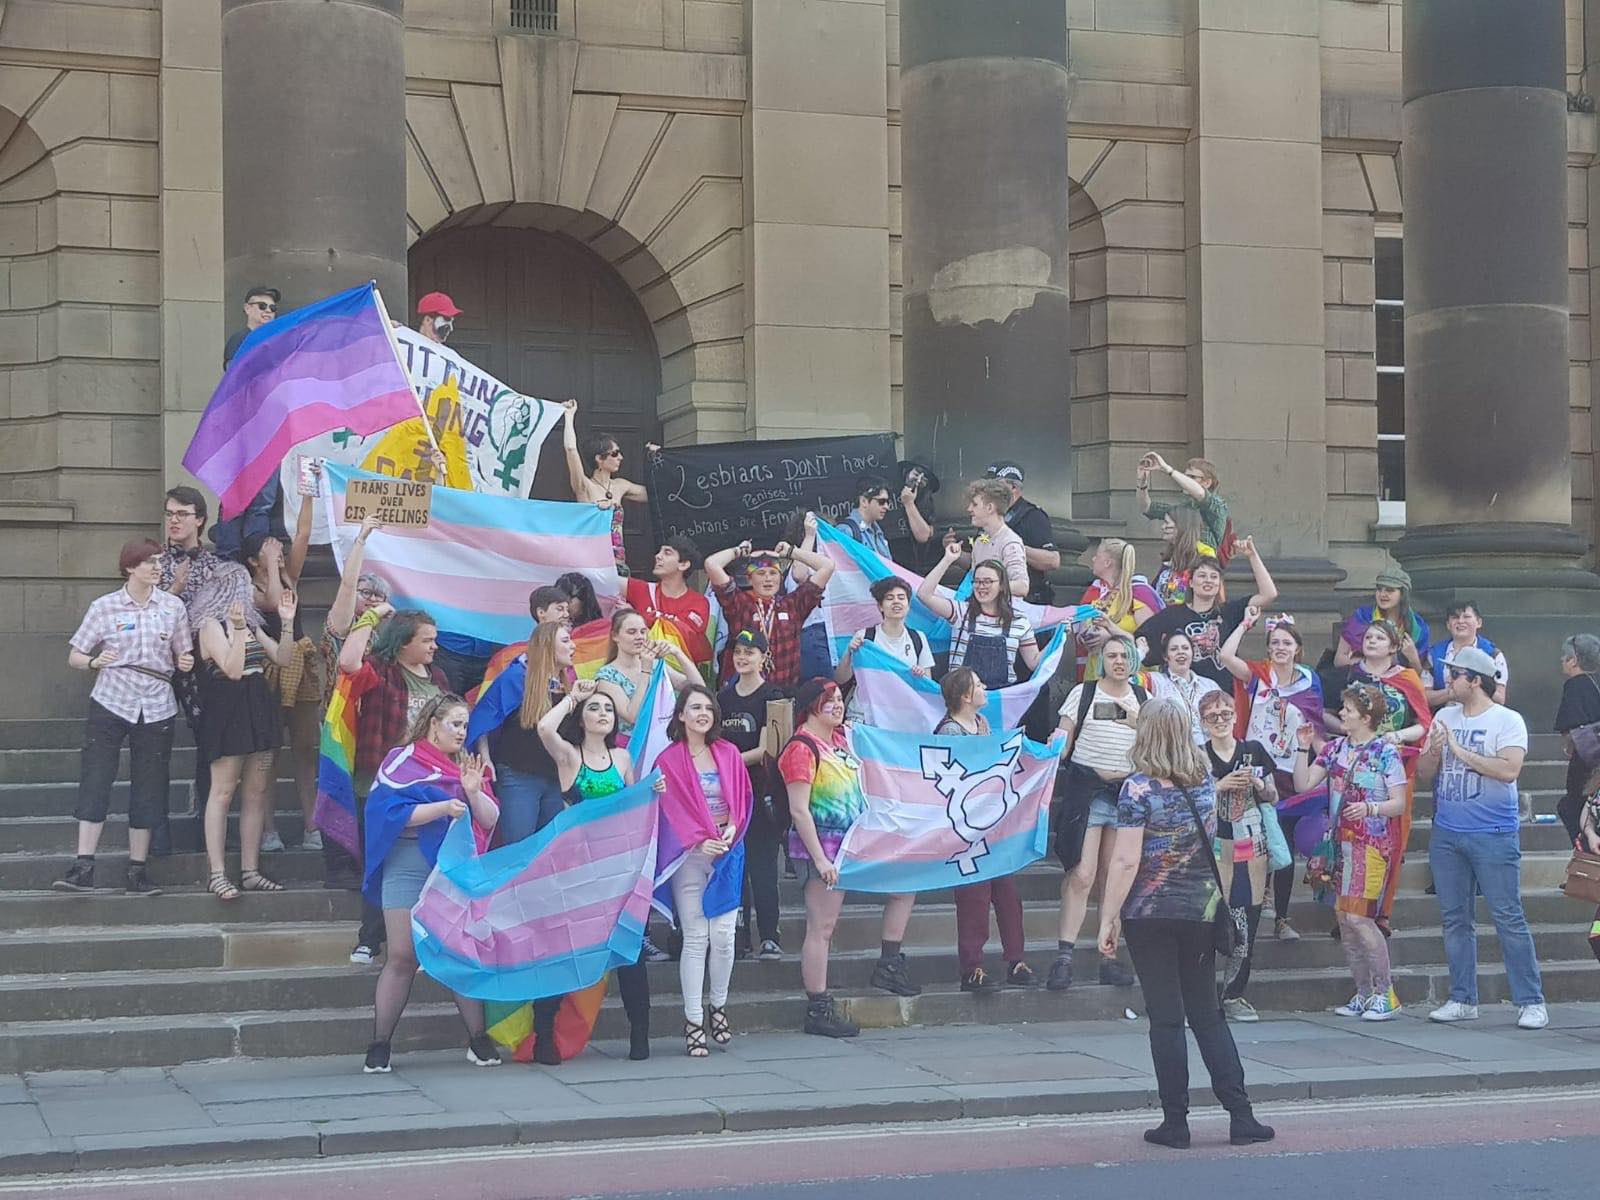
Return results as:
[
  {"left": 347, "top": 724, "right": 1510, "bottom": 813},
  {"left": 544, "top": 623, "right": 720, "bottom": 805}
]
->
[
  {"left": 586, "top": 109, "right": 669, "bottom": 221},
  {"left": 407, "top": 94, "right": 486, "bottom": 213},
  {"left": 451, "top": 84, "right": 515, "bottom": 205}
]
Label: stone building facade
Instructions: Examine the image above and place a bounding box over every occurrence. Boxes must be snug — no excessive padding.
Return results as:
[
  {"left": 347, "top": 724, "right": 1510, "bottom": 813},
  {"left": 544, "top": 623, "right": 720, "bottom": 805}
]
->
[{"left": 2, "top": 0, "right": 1598, "bottom": 717}]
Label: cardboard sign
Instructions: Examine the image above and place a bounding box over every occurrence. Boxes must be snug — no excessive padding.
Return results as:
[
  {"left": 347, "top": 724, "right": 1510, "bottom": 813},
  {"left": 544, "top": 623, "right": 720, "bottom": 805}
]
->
[
  {"left": 646, "top": 433, "right": 908, "bottom": 547},
  {"left": 343, "top": 477, "right": 432, "bottom": 527}
]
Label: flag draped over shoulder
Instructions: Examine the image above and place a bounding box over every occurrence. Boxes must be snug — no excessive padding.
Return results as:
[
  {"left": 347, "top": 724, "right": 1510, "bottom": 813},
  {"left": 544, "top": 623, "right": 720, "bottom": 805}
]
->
[
  {"left": 814, "top": 521, "right": 1085, "bottom": 655},
  {"left": 185, "top": 283, "right": 417, "bottom": 519},
  {"left": 627, "top": 660, "right": 675, "bottom": 777},
  {"left": 321, "top": 463, "right": 622, "bottom": 646},
  {"left": 313, "top": 671, "right": 364, "bottom": 861},
  {"left": 851, "top": 626, "right": 1070, "bottom": 733},
  {"left": 411, "top": 773, "right": 661, "bottom": 1002},
  {"left": 836, "top": 725, "right": 1062, "bottom": 894}
]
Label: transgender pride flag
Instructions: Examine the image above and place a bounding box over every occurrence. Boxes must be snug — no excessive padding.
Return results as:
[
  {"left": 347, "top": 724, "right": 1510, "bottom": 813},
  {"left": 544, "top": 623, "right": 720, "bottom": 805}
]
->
[
  {"left": 411, "top": 773, "right": 660, "bottom": 1002},
  {"left": 836, "top": 725, "right": 1061, "bottom": 894},
  {"left": 184, "top": 284, "right": 417, "bottom": 519},
  {"left": 321, "top": 463, "right": 622, "bottom": 645}
]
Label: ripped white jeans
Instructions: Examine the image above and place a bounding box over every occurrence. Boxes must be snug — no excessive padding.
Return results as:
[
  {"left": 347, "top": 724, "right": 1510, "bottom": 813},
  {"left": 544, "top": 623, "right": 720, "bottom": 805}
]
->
[{"left": 671, "top": 848, "right": 738, "bottom": 1024}]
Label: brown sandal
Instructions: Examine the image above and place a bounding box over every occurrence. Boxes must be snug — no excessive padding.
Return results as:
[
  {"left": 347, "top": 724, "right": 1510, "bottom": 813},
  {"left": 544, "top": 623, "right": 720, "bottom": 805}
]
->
[
  {"left": 240, "top": 869, "right": 283, "bottom": 893},
  {"left": 208, "top": 871, "right": 240, "bottom": 901}
]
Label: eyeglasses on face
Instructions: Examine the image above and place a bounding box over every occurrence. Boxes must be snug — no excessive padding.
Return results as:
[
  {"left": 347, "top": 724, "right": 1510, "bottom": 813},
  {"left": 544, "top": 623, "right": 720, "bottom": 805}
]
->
[
  {"left": 1203, "top": 710, "right": 1235, "bottom": 722},
  {"left": 164, "top": 507, "right": 196, "bottom": 519},
  {"left": 357, "top": 587, "right": 386, "bottom": 600},
  {"left": 249, "top": 301, "right": 277, "bottom": 312}
]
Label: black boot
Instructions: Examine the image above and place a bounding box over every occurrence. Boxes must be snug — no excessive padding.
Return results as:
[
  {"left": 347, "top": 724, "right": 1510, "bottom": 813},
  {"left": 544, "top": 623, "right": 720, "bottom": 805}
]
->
[
  {"left": 1144, "top": 1117, "right": 1191, "bottom": 1150},
  {"left": 532, "top": 999, "right": 561, "bottom": 1065},
  {"left": 803, "top": 993, "right": 859, "bottom": 1039},
  {"left": 1230, "top": 1113, "right": 1276, "bottom": 1145},
  {"left": 629, "top": 1021, "right": 650, "bottom": 1061}
]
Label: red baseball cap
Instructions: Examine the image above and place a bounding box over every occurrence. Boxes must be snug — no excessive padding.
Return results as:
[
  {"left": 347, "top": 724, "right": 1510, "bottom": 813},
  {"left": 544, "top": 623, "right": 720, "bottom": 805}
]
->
[{"left": 416, "top": 291, "right": 462, "bottom": 318}]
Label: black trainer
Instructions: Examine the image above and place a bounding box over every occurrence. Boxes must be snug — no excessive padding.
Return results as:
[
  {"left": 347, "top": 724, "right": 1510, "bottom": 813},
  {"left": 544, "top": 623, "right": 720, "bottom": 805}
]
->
[
  {"left": 869, "top": 952, "right": 922, "bottom": 996},
  {"left": 1005, "top": 961, "right": 1038, "bottom": 988},
  {"left": 52, "top": 862, "right": 94, "bottom": 893},
  {"left": 961, "top": 967, "right": 1002, "bottom": 994},
  {"left": 363, "top": 1041, "right": 392, "bottom": 1074},
  {"left": 1098, "top": 956, "right": 1136, "bottom": 987},
  {"left": 1046, "top": 952, "right": 1074, "bottom": 992},
  {"left": 466, "top": 1033, "right": 502, "bottom": 1067},
  {"left": 803, "top": 994, "right": 859, "bottom": 1039},
  {"left": 124, "top": 865, "right": 162, "bottom": 897}
]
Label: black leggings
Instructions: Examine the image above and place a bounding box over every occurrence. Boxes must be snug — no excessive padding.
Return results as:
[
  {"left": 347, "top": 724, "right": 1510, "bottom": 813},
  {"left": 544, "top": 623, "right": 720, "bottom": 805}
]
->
[
  {"left": 1272, "top": 812, "right": 1301, "bottom": 916},
  {"left": 1124, "top": 917, "right": 1253, "bottom": 1121},
  {"left": 742, "top": 803, "right": 784, "bottom": 946}
]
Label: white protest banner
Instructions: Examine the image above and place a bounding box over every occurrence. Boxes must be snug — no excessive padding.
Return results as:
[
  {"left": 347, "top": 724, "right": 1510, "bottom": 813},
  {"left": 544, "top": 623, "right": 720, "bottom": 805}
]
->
[{"left": 280, "top": 327, "right": 564, "bottom": 542}]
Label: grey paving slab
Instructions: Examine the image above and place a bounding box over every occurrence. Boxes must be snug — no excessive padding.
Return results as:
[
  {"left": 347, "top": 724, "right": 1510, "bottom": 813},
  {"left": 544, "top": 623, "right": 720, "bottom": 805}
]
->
[
  {"left": 0, "top": 1104, "right": 49, "bottom": 1141},
  {"left": 1240, "top": 1036, "right": 1452, "bottom": 1070},
  {"left": 0, "top": 1138, "right": 75, "bottom": 1176},
  {"left": 318, "top": 1111, "right": 519, "bottom": 1156},
  {"left": 0, "top": 1081, "right": 29, "bottom": 1105},
  {"left": 403, "top": 1065, "right": 580, "bottom": 1110},
  {"left": 765, "top": 1052, "right": 949, "bottom": 1091},
  {"left": 720, "top": 1031, "right": 863, "bottom": 1061},
  {"left": 178, "top": 1071, "right": 413, "bottom": 1104},
  {"left": 530, "top": 1045, "right": 768, "bottom": 1084},
  {"left": 571, "top": 1068, "right": 802, "bottom": 1106},
  {"left": 511, "top": 1099, "right": 723, "bottom": 1143},
  {"left": 27, "top": 1078, "right": 188, "bottom": 1103},
  {"left": 37, "top": 1092, "right": 213, "bottom": 1138},
  {"left": 203, "top": 1090, "right": 443, "bottom": 1127},
  {"left": 73, "top": 1122, "right": 321, "bottom": 1171},
  {"left": 926, "top": 1052, "right": 1141, "bottom": 1085},
  {"left": 716, "top": 1085, "right": 964, "bottom": 1132},
  {"left": 949, "top": 1077, "right": 1154, "bottom": 1118}
]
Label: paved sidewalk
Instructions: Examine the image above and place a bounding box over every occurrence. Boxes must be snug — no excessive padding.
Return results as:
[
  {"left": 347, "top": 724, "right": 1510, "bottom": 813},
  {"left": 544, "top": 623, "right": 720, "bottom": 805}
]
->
[{"left": 6, "top": 1004, "right": 1600, "bottom": 1177}]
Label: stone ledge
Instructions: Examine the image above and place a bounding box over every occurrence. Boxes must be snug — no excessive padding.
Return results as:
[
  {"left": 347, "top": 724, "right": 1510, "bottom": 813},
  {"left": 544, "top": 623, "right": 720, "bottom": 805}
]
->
[{"left": 0, "top": 501, "right": 75, "bottom": 525}]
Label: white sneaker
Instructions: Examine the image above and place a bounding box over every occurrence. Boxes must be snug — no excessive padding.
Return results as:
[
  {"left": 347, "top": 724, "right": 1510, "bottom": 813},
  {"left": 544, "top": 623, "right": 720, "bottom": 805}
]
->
[
  {"left": 300, "top": 829, "right": 323, "bottom": 852},
  {"left": 349, "top": 944, "right": 377, "bottom": 966},
  {"left": 260, "top": 830, "right": 286, "bottom": 853},
  {"left": 1516, "top": 1003, "right": 1550, "bottom": 1030},
  {"left": 1223, "top": 996, "right": 1260, "bottom": 1023},
  {"left": 1332, "top": 993, "right": 1368, "bottom": 1017},
  {"left": 1428, "top": 1000, "right": 1480, "bottom": 1023},
  {"left": 1360, "top": 991, "right": 1401, "bottom": 1021}
]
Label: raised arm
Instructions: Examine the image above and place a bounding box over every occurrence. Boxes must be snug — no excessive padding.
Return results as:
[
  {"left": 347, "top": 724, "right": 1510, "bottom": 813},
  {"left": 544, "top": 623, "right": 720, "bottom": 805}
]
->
[
  {"left": 900, "top": 486, "right": 934, "bottom": 544},
  {"left": 1219, "top": 606, "right": 1259, "bottom": 683},
  {"left": 915, "top": 542, "right": 963, "bottom": 622},
  {"left": 536, "top": 687, "right": 587, "bottom": 792},
  {"left": 705, "top": 540, "right": 748, "bottom": 591},
  {"left": 560, "top": 399, "right": 588, "bottom": 500},
  {"left": 1234, "top": 537, "right": 1277, "bottom": 608},
  {"left": 338, "top": 605, "right": 388, "bottom": 675},
  {"left": 835, "top": 630, "right": 867, "bottom": 685},
  {"left": 786, "top": 514, "right": 834, "bottom": 588},
  {"left": 259, "top": 592, "right": 300, "bottom": 667},
  {"left": 255, "top": 538, "right": 285, "bottom": 614},
  {"left": 200, "top": 614, "right": 248, "bottom": 682},
  {"left": 1291, "top": 724, "right": 1329, "bottom": 793},
  {"left": 286, "top": 466, "right": 316, "bottom": 586},
  {"left": 326, "top": 515, "right": 381, "bottom": 640}
]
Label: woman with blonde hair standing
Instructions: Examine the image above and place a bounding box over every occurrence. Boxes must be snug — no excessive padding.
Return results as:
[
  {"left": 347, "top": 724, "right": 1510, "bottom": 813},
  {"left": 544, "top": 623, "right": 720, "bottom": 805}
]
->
[
  {"left": 1097, "top": 697, "right": 1275, "bottom": 1150},
  {"left": 1075, "top": 538, "right": 1159, "bottom": 682}
]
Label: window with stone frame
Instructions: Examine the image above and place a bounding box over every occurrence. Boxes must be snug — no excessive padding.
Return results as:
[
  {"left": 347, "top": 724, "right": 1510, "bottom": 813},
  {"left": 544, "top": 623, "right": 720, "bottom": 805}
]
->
[{"left": 1374, "top": 227, "right": 1405, "bottom": 524}]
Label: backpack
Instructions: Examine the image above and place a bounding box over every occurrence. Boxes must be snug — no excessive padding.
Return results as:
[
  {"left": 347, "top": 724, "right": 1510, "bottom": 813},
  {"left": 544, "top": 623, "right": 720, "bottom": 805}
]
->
[
  {"left": 840, "top": 625, "right": 925, "bottom": 708},
  {"left": 1061, "top": 679, "right": 1149, "bottom": 770}
]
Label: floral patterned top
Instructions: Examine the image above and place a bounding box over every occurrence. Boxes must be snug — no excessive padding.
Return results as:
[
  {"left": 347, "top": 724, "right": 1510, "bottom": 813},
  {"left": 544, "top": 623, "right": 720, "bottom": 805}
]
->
[{"left": 1116, "top": 773, "right": 1221, "bottom": 922}]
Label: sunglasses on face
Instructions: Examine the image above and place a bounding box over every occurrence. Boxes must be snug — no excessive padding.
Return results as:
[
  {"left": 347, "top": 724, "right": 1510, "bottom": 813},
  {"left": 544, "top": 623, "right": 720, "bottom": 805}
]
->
[
  {"left": 1447, "top": 668, "right": 1474, "bottom": 681},
  {"left": 603, "top": 448, "right": 622, "bottom": 458},
  {"left": 249, "top": 301, "right": 277, "bottom": 313}
]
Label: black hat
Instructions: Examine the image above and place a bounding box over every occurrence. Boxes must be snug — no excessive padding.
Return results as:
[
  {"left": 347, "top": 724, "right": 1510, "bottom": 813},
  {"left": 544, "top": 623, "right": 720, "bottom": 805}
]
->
[
  {"left": 897, "top": 460, "right": 941, "bottom": 497},
  {"left": 730, "top": 628, "right": 770, "bottom": 654},
  {"left": 985, "top": 460, "right": 1024, "bottom": 484},
  {"left": 792, "top": 676, "right": 840, "bottom": 717}
]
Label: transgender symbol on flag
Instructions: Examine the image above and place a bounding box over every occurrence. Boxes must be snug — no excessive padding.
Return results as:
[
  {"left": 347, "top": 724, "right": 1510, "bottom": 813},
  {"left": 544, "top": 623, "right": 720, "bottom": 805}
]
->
[{"left": 920, "top": 733, "right": 1025, "bottom": 877}]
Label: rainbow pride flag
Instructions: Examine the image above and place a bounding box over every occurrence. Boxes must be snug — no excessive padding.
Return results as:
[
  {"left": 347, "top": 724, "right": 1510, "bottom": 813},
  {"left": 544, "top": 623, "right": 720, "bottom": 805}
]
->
[
  {"left": 321, "top": 463, "right": 622, "bottom": 647},
  {"left": 485, "top": 980, "right": 609, "bottom": 1064},
  {"left": 184, "top": 284, "right": 417, "bottom": 519},
  {"left": 836, "top": 725, "right": 1061, "bottom": 893},
  {"left": 312, "top": 671, "right": 364, "bottom": 861}
]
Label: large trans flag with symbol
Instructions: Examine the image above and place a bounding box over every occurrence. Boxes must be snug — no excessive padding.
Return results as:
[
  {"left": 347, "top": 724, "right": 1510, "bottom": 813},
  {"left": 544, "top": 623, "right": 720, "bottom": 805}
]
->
[{"left": 835, "top": 725, "right": 1063, "bottom": 894}]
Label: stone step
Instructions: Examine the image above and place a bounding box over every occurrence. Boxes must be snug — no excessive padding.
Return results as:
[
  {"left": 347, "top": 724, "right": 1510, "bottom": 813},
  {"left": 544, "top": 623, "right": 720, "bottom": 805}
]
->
[
  {"left": 0, "top": 746, "right": 292, "bottom": 784},
  {"left": 1404, "top": 818, "right": 1574, "bottom": 853},
  {"left": 0, "top": 778, "right": 307, "bottom": 820},
  {"left": 4, "top": 813, "right": 317, "bottom": 854},
  {"left": 0, "top": 886, "right": 362, "bottom": 929},
  {"left": 3, "top": 957, "right": 1597, "bottom": 1074}
]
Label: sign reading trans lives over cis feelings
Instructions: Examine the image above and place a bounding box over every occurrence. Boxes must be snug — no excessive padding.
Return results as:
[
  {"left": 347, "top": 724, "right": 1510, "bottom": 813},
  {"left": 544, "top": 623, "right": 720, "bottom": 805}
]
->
[{"left": 645, "top": 433, "right": 910, "bottom": 546}]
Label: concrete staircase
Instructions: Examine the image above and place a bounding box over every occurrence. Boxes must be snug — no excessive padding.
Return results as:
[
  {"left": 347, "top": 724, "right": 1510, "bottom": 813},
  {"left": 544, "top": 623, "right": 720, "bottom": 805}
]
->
[{"left": 2, "top": 716, "right": 1596, "bottom": 1075}]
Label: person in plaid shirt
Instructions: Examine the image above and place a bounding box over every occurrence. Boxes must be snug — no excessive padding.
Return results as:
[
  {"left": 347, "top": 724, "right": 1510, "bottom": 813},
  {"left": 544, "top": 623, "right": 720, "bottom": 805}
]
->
[
  {"left": 54, "top": 539, "right": 194, "bottom": 896},
  {"left": 705, "top": 513, "right": 836, "bottom": 689}
]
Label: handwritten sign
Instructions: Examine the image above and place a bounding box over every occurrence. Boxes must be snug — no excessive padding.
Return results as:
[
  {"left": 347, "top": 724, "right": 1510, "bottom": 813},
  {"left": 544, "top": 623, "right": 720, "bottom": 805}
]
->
[
  {"left": 343, "top": 477, "right": 432, "bottom": 527},
  {"left": 646, "top": 433, "right": 908, "bottom": 547}
]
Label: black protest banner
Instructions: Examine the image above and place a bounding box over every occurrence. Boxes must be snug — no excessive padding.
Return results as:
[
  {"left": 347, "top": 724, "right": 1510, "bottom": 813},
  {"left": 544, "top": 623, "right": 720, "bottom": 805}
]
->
[{"left": 646, "top": 433, "right": 908, "bottom": 549}]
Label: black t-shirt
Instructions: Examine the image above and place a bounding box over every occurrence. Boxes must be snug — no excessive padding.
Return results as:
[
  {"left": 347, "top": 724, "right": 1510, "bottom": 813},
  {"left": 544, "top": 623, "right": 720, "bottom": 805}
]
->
[
  {"left": 1139, "top": 597, "right": 1250, "bottom": 690},
  {"left": 718, "top": 679, "right": 786, "bottom": 796},
  {"left": 1004, "top": 497, "right": 1057, "bottom": 605},
  {"left": 1206, "top": 738, "right": 1273, "bottom": 839},
  {"left": 490, "top": 675, "right": 566, "bottom": 777},
  {"left": 1555, "top": 673, "right": 1600, "bottom": 733}
]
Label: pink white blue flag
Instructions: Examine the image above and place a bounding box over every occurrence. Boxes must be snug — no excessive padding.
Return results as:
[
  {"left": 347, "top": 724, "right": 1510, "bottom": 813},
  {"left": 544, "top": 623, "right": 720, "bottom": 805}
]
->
[
  {"left": 184, "top": 284, "right": 417, "bottom": 519},
  {"left": 320, "top": 462, "right": 622, "bottom": 645},
  {"left": 410, "top": 773, "right": 660, "bottom": 1001},
  {"left": 850, "top": 625, "right": 1070, "bottom": 733},
  {"left": 836, "top": 724, "right": 1062, "bottom": 893}
]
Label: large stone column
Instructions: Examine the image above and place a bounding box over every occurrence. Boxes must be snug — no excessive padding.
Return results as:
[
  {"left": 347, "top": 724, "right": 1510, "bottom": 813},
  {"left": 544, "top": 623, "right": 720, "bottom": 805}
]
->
[
  {"left": 1397, "top": 0, "right": 1587, "bottom": 590},
  {"left": 221, "top": 0, "right": 408, "bottom": 311},
  {"left": 899, "top": 0, "right": 1073, "bottom": 522},
  {"left": 1399, "top": 0, "right": 1598, "bottom": 724}
]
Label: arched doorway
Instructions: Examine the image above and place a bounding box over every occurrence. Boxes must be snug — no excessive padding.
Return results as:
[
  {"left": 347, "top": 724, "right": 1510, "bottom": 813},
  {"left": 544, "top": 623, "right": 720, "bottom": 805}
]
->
[{"left": 408, "top": 225, "right": 663, "bottom": 568}]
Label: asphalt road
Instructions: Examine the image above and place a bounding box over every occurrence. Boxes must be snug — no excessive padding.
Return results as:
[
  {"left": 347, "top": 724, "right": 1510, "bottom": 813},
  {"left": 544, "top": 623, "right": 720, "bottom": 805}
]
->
[{"left": 8, "top": 1086, "right": 1598, "bottom": 1200}]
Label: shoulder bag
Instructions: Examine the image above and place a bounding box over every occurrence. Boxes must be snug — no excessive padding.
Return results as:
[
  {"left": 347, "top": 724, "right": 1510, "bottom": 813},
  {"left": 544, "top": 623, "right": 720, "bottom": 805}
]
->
[
  {"left": 1567, "top": 675, "right": 1600, "bottom": 768},
  {"left": 1176, "top": 783, "right": 1244, "bottom": 959},
  {"left": 1563, "top": 844, "right": 1600, "bottom": 905}
]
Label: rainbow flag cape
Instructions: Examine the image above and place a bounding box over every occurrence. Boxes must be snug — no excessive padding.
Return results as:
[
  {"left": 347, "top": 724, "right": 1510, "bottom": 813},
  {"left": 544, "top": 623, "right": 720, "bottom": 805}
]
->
[
  {"left": 410, "top": 772, "right": 660, "bottom": 1001},
  {"left": 321, "top": 464, "right": 622, "bottom": 646},
  {"left": 312, "top": 671, "right": 364, "bottom": 860},
  {"left": 184, "top": 284, "right": 417, "bottom": 519},
  {"left": 836, "top": 725, "right": 1062, "bottom": 893},
  {"left": 485, "top": 981, "right": 609, "bottom": 1064},
  {"left": 851, "top": 625, "right": 1070, "bottom": 733},
  {"left": 814, "top": 521, "right": 1084, "bottom": 656}
]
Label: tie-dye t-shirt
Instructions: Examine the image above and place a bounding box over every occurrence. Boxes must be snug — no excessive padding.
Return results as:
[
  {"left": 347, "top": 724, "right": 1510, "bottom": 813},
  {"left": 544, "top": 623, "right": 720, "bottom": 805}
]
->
[
  {"left": 777, "top": 728, "right": 867, "bottom": 861},
  {"left": 1115, "top": 773, "right": 1222, "bottom": 922}
]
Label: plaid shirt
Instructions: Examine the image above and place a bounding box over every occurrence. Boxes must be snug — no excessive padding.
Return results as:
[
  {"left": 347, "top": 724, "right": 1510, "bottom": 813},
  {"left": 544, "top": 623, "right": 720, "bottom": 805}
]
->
[
  {"left": 158, "top": 546, "right": 227, "bottom": 610},
  {"left": 715, "top": 580, "right": 822, "bottom": 689},
  {"left": 350, "top": 657, "right": 448, "bottom": 778},
  {"left": 69, "top": 587, "right": 192, "bottom": 723}
]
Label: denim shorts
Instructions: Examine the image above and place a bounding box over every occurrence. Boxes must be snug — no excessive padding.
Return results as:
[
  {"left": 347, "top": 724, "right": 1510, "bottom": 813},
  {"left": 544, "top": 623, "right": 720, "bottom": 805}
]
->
[
  {"left": 380, "top": 837, "right": 432, "bottom": 910},
  {"left": 1088, "top": 793, "right": 1120, "bottom": 829}
]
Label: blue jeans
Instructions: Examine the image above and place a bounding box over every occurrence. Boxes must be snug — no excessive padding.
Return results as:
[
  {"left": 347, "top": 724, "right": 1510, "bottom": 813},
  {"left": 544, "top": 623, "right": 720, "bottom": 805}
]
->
[
  {"left": 1429, "top": 824, "right": 1544, "bottom": 1006},
  {"left": 494, "top": 767, "right": 567, "bottom": 846},
  {"left": 798, "top": 623, "right": 833, "bottom": 685},
  {"left": 211, "top": 474, "right": 282, "bottom": 560}
]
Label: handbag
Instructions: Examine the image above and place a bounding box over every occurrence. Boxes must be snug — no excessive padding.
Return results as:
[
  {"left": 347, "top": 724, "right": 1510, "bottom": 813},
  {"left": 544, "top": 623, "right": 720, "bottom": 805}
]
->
[
  {"left": 1177, "top": 784, "right": 1241, "bottom": 958},
  {"left": 1568, "top": 677, "right": 1600, "bottom": 768},
  {"left": 1260, "top": 800, "right": 1293, "bottom": 872},
  {"left": 1563, "top": 845, "right": 1600, "bottom": 905}
]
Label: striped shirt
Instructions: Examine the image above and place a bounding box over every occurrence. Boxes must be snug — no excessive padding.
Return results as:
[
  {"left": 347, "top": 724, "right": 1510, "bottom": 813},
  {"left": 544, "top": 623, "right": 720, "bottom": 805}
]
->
[
  {"left": 1060, "top": 682, "right": 1141, "bottom": 775},
  {"left": 69, "top": 587, "right": 192, "bottom": 723}
]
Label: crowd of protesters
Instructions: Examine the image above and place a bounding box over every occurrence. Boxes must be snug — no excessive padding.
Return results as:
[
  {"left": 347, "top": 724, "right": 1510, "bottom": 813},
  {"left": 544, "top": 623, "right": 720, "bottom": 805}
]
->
[{"left": 49, "top": 285, "right": 1600, "bottom": 1150}]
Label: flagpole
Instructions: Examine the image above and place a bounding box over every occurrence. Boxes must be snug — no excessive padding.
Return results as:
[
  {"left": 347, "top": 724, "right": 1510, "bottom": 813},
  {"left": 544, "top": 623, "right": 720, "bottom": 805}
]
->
[{"left": 371, "top": 282, "right": 443, "bottom": 456}]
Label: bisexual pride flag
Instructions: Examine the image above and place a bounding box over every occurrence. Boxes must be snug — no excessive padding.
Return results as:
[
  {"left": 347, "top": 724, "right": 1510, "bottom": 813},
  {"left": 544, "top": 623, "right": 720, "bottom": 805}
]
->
[
  {"left": 836, "top": 725, "right": 1062, "bottom": 894},
  {"left": 411, "top": 773, "right": 660, "bottom": 1002},
  {"left": 850, "top": 625, "right": 1070, "bottom": 734},
  {"left": 321, "top": 463, "right": 622, "bottom": 646},
  {"left": 184, "top": 284, "right": 417, "bottom": 519}
]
